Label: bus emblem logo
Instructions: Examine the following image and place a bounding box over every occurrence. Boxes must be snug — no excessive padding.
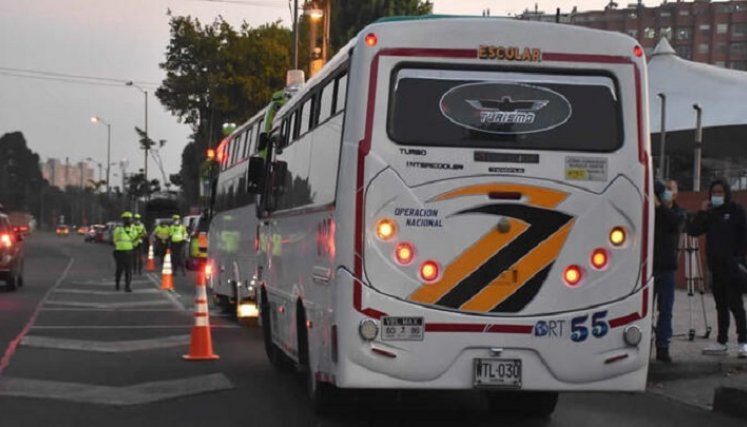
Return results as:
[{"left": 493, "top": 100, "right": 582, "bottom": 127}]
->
[{"left": 439, "top": 82, "right": 572, "bottom": 135}]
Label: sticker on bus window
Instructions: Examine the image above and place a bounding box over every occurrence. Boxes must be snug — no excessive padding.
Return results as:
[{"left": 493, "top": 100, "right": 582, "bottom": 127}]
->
[
  {"left": 564, "top": 157, "right": 608, "bottom": 182},
  {"left": 439, "top": 82, "right": 572, "bottom": 135}
]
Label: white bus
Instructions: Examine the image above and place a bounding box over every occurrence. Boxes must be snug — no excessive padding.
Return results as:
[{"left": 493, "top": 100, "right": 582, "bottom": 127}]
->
[
  {"left": 253, "top": 17, "right": 653, "bottom": 415},
  {"left": 207, "top": 108, "right": 267, "bottom": 314}
]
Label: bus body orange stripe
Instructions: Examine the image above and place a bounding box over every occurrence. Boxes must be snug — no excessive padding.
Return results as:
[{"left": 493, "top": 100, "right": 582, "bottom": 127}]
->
[
  {"left": 408, "top": 219, "right": 529, "bottom": 304},
  {"left": 432, "top": 184, "right": 567, "bottom": 208},
  {"left": 460, "top": 220, "right": 575, "bottom": 312}
]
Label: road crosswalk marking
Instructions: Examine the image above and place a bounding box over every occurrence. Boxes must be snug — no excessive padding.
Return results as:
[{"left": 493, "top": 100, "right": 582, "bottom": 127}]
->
[
  {"left": 0, "top": 373, "right": 234, "bottom": 406},
  {"left": 52, "top": 288, "right": 161, "bottom": 296},
  {"left": 21, "top": 334, "right": 191, "bottom": 352}
]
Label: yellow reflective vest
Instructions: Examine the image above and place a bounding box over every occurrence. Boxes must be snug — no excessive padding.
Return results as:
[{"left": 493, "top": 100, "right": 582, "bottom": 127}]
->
[
  {"left": 154, "top": 224, "right": 171, "bottom": 242},
  {"left": 170, "top": 224, "right": 187, "bottom": 243},
  {"left": 113, "top": 225, "right": 136, "bottom": 251}
]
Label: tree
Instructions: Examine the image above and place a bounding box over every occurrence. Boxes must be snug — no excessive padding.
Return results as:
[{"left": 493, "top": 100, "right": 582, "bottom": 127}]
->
[
  {"left": 0, "top": 132, "right": 45, "bottom": 212},
  {"left": 330, "top": 0, "right": 433, "bottom": 53},
  {"left": 157, "top": 16, "right": 295, "bottom": 205}
]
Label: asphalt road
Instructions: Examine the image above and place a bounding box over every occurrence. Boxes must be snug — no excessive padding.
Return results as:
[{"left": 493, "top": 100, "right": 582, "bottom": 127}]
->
[{"left": 0, "top": 233, "right": 743, "bottom": 427}]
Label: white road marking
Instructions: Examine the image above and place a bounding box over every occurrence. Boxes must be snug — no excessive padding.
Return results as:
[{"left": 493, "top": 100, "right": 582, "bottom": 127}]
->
[
  {"left": 41, "top": 308, "right": 185, "bottom": 312},
  {"left": 21, "top": 335, "right": 191, "bottom": 352},
  {"left": 30, "top": 325, "right": 242, "bottom": 330},
  {"left": 52, "top": 288, "right": 161, "bottom": 296},
  {"left": 0, "top": 257, "right": 75, "bottom": 375},
  {"left": 145, "top": 272, "right": 187, "bottom": 311},
  {"left": 70, "top": 279, "right": 152, "bottom": 286},
  {"left": 44, "top": 300, "right": 173, "bottom": 309},
  {"left": 0, "top": 373, "right": 234, "bottom": 406}
]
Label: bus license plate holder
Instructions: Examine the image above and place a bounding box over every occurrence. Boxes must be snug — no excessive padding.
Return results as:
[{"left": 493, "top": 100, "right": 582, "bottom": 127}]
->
[
  {"left": 473, "top": 358, "right": 522, "bottom": 388},
  {"left": 381, "top": 317, "right": 424, "bottom": 341}
]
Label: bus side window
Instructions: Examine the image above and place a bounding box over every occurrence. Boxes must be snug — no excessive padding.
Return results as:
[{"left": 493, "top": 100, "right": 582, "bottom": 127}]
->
[
  {"left": 319, "top": 81, "right": 334, "bottom": 123},
  {"left": 333, "top": 72, "right": 348, "bottom": 114}
]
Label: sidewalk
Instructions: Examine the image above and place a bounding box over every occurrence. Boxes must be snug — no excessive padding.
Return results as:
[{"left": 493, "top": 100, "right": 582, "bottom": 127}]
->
[{"left": 647, "top": 289, "right": 747, "bottom": 417}]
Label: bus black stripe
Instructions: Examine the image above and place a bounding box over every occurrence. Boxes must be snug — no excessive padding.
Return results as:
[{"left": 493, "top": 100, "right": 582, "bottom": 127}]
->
[
  {"left": 435, "top": 204, "right": 571, "bottom": 310},
  {"left": 490, "top": 263, "right": 554, "bottom": 313}
]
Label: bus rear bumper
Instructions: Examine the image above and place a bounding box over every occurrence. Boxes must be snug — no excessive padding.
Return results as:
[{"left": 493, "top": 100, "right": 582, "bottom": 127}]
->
[{"left": 335, "top": 275, "right": 653, "bottom": 392}]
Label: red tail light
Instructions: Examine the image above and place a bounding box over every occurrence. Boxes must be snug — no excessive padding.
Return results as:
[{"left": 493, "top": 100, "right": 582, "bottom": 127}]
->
[
  {"left": 204, "top": 263, "right": 213, "bottom": 278},
  {"left": 590, "top": 248, "right": 609, "bottom": 270},
  {"left": 563, "top": 265, "right": 583, "bottom": 287},
  {"left": 395, "top": 242, "right": 415, "bottom": 265},
  {"left": 420, "top": 260, "right": 440, "bottom": 282},
  {"left": 1, "top": 234, "right": 13, "bottom": 248}
]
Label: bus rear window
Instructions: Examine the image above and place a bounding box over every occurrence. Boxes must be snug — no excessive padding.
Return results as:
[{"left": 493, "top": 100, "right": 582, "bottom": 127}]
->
[{"left": 388, "top": 68, "right": 622, "bottom": 152}]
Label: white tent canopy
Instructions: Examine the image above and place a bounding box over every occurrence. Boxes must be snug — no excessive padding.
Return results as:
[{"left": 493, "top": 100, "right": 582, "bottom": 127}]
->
[{"left": 648, "top": 37, "right": 747, "bottom": 133}]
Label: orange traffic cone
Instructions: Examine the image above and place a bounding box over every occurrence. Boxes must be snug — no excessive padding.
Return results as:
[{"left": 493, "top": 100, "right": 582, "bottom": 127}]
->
[
  {"left": 160, "top": 249, "right": 174, "bottom": 291},
  {"left": 146, "top": 244, "right": 156, "bottom": 272},
  {"left": 183, "top": 273, "right": 219, "bottom": 361}
]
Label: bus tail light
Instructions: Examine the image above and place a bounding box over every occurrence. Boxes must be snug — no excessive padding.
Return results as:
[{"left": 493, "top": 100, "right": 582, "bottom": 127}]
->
[
  {"left": 395, "top": 242, "right": 415, "bottom": 265},
  {"left": 376, "top": 219, "right": 396, "bottom": 241},
  {"left": 609, "top": 227, "right": 626, "bottom": 247},
  {"left": 204, "top": 262, "right": 213, "bottom": 279},
  {"left": 420, "top": 260, "right": 440, "bottom": 282},
  {"left": 0, "top": 234, "right": 12, "bottom": 248},
  {"left": 563, "top": 265, "right": 583, "bottom": 287},
  {"left": 365, "top": 33, "right": 378, "bottom": 47},
  {"left": 590, "top": 248, "right": 609, "bottom": 270}
]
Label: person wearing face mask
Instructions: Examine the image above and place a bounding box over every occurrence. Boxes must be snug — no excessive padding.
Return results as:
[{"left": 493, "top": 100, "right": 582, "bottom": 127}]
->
[
  {"left": 688, "top": 178, "right": 747, "bottom": 358},
  {"left": 653, "top": 180, "right": 685, "bottom": 363}
]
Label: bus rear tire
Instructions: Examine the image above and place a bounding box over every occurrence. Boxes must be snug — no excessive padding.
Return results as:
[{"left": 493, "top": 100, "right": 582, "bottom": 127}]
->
[
  {"left": 484, "top": 391, "right": 558, "bottom": 417},
  {"left": 297, "top": 303, "right": 338, "bottom": 415}
]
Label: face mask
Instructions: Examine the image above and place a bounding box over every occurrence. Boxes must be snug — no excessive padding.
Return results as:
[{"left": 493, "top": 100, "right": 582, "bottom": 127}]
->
[
  {"left": 662, "top": 190, "right": 673, "bottom": 203},
  {"left": 711, "top": 195, "right": 725, "bottom": 207}
]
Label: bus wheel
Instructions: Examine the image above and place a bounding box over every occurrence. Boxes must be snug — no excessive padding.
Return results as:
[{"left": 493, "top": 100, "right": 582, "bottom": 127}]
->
[
  {"left": 297, "top": 304, "right": 337, "bottom": 415},
  {"left": 260, "top": 290, "right": 292, "bottom": 372},
  {"left": 484, "top": 391, "right": 558, "bottom": 417}
]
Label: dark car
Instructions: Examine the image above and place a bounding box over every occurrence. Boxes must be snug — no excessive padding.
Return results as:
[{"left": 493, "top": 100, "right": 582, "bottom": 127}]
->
[{"left": 0, "top": 213, "right": 24, "bottom": 291}]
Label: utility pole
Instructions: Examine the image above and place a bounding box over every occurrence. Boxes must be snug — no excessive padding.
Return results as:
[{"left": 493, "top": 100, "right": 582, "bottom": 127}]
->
[
  {"left": 292, "top": 0, "right": 299, "bottom": 69},
  {"left": 693, "top": 104, "right": 703, "bottom": 192},
  {"left": 657, "top": 93, "right": 667, "bottom": 179}
]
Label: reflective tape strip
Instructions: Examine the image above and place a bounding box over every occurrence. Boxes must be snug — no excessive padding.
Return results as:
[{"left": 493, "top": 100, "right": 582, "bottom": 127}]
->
[
  {"left": 195, "top": 303, "right": 209, "bottom": 313},
  {"left": 195, "top": 317, "right": 209, "bottom": 327}
]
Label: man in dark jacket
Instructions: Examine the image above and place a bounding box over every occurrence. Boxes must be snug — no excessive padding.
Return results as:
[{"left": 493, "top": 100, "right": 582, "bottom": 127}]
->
[
  {"left": 653, "top": 180, "right": 685, "bottom": 362},
  {"left": 689, "top": 178, "right": 747, "bottom": 358}
]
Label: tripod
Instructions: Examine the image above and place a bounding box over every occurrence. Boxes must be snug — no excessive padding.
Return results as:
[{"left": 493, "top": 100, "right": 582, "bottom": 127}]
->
[{"left": 679, "top": 233, "right": 712, "bottom": 341}]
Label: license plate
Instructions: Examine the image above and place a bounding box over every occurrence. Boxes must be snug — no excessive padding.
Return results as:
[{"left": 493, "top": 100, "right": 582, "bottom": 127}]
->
[
  {"left": 381, "top": 317, "right": 424, "bottom": 341},
  {"left": 473, "top": 358, "right": 522, "bottom": 388}
]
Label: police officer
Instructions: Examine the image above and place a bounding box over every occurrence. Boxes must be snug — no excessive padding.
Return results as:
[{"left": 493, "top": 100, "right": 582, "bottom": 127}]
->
[
  {"left": 113, "top": 212, "right": 137, "bottom": 292},
  {"left": 131, "top": 213, "right": 147, "bottom": 275},
  {"left": 170, "top": 214, "right": 188, "bottom": 276},
  {"left": 153, "top": 220, "right": 172, "bottom": 265}
]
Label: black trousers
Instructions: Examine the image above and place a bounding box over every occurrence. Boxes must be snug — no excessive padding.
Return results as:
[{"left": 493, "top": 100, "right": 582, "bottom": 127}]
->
[
  {"left": 114, "top": 250, "right": 133, "bottom": 289},
  {"left": 171, "top": 241, "right": 186, "bottom": 275},
  {"left": 132, "top": 244, "right": 143, "bottom": 274},
  {"left": 710, "top": 258, "right": 747, "bottom": 344}
]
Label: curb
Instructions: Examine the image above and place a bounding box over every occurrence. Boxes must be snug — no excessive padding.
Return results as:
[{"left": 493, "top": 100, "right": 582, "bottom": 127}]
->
[
  {"left": 648, "top": 360, "right": 747, "bottom": 382},
  {"left": 713, "top": 386, "right": 747, "bottom": 420}
]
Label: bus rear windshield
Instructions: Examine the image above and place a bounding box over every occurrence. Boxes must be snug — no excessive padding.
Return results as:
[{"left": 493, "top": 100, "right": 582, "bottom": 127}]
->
[{"left": 388, "top": 68, "right": 622, "bottom": 152}]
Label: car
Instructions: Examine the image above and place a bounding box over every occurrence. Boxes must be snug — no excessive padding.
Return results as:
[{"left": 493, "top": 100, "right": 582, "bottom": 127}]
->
[
  {"left": 0, "top": 213, "right": 25, "bottom": 291},
  {"left": 77, "top": 226, "right": 90, "bottom": 235},
  {"left": 102, "top": 222, "right": 118, "bottom": 244},
  {"left": 56, "top": 225, "right": 70, "bottom": 236},
  {"left": 8, "top": 211, "right": 33, "bottom": 235},
  {"left": 85, "top": 225, "right": 104, "bottom": 242}
]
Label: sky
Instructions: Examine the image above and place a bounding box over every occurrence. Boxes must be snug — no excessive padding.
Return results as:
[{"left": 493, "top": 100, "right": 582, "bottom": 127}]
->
[{"left": 0, "top": 0, "right": 661, "bottom": 186}]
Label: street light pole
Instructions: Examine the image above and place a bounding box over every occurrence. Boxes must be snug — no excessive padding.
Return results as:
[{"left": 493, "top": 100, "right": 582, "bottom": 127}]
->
[
  {"left": 292, "top": 0, "right": 299, "bottom": 69},
  {"left": 91, "top": 116, "right": 112, "bottom": 195},
  {"left": 125, "top": 81, "right": 149, "bottom": 185}
]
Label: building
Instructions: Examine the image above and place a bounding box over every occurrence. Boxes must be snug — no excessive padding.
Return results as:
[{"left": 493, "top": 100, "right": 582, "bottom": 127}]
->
[
  {"left": 516, "top": 0, "right": 747, "bottom": 70},
  {"left": 41, "top": 158, "right": 95, "bottom": 190}
]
